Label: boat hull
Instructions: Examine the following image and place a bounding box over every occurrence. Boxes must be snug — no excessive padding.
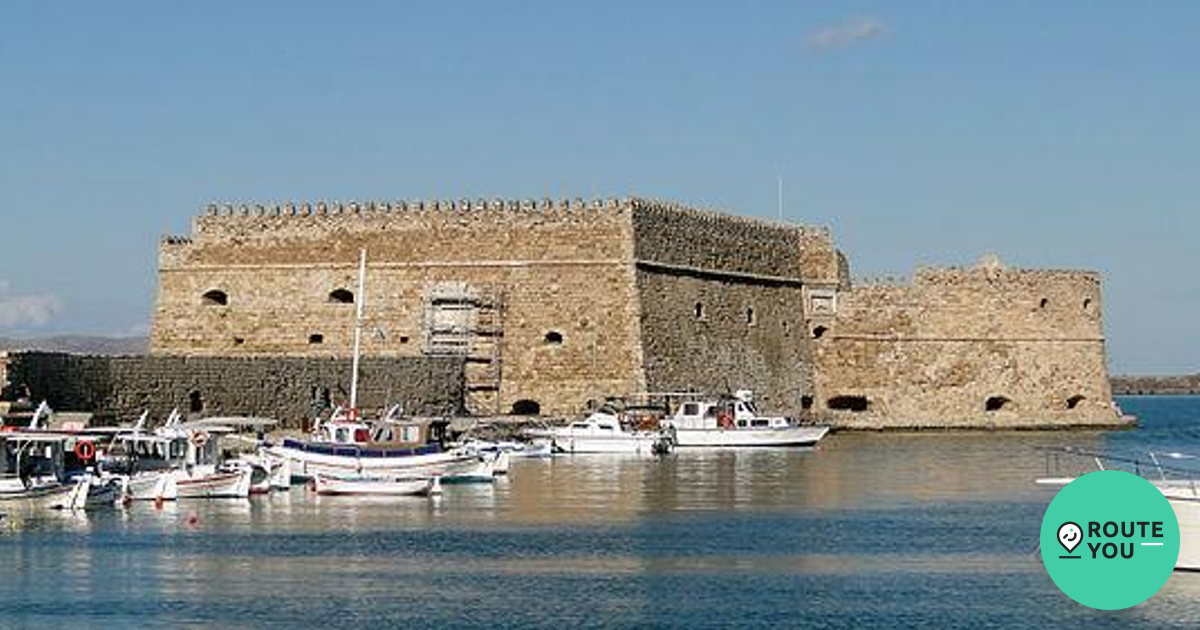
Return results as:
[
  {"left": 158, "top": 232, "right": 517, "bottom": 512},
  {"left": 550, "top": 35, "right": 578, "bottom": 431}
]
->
[
  {"left": 313, "top": 474, "right": 433, "bottom": 496},
  {"left": 174, "top": 469, "right": 252, "bottom": 499},
  {"left": 268, "top": 443, "right": 478, "bottom": 479},
  {"left": 123, "top": 471, "right": 178, "bottom": 501},
  {"left": 1157, "top": 482, "right": 1200, "bottom": 571},
  {"left": 670, "top": 426, "right": 829, "bottom": 448},
  {"left": 553, "top": 435, "right": 660, "bottom": 454},
  {"left": 0, "top": 482, "right": 77, "bottom": 510}
]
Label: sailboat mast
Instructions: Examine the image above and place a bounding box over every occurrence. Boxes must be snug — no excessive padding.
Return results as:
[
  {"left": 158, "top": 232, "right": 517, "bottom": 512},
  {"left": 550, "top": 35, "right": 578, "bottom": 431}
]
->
[{"left": 349, "top": 248, "right": 366, "bottom": 412}]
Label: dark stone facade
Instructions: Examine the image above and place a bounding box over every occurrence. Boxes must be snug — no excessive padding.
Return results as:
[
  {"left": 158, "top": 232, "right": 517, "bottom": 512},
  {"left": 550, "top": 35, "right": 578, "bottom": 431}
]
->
[{"left": 3, "top": 352, "right": 464, "bottom": 427}]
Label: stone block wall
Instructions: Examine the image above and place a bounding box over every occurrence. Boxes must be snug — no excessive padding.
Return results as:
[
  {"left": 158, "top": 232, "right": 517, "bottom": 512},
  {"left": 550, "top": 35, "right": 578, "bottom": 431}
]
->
[
  {"left": 3, "top": 352, "right": 464, "bottom": 427},
  {"left": 151, "top": 198, "right": 648, "bottom": 416},
  {"left": 630, "top": 201, "right": 821, "bottom": 415},
  {"left": 812, "top": 261, "right": 1124, "bottom": 428},
  {"left": 635, "top": 270, "right": 812, "bottom": 414}
]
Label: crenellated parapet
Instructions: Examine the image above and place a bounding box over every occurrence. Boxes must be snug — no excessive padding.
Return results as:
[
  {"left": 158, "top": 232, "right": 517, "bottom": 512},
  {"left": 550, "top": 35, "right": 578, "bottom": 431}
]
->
[
  {"left": 627, "top": 197, "right": 831, "bottom": 282},
  {"left": 199, "top": 196, "right": 633, "bottom": 219},
  {"left": 832, "top": 255, "right": 1106, "bottom": 342}
]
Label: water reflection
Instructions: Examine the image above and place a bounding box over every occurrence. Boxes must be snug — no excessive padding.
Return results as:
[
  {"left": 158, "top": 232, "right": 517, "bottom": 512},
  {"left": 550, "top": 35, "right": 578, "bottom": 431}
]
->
[{"left": 4, "top": 399, "right": 1200, "bottom": 629}]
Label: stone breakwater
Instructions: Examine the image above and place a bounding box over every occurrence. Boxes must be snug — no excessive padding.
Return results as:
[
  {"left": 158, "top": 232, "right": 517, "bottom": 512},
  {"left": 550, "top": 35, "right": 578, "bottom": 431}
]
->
[{"left": 1111, "top": 375, "right": 1200, "bottom": 396}]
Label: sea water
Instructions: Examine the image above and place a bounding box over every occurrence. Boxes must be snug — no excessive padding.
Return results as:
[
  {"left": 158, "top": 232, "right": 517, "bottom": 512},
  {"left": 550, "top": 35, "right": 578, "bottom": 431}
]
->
[{"left": 2, "top": 396, "right": 1199, "bottom": 629}]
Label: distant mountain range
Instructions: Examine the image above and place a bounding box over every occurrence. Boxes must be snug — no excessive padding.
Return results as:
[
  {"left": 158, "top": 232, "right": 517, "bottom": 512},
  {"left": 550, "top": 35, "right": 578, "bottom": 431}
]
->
[{"left": 0, "top": 335, "right": 148, "bottom": 356}]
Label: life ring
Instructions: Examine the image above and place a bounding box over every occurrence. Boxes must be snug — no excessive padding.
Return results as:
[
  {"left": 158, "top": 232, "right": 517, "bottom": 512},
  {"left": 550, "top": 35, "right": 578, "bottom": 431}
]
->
[
  {"left": 717, "top": 412, "right": 735, "bottom": 430},
  {"left": 189, "top": 432, "right": 209, "bottom": 448},
  {"left": 74, "top": 440, "right": 96, "bottom": 461}
]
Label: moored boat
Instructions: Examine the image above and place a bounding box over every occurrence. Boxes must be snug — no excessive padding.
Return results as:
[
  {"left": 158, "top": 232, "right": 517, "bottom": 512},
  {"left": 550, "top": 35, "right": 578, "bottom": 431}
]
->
[
  {"left": 1035, "top": 447, "right": 1200, "bottom": 571},
  {"left": 312, "top": 472, "right": 436, "bottom": 496},
  {"left": 0, "top": 432, "right": 118, "bottom": 510},
  {"left": 541, "top": 406, "right": 674, "bottom": 455},
  {"left": 101, "top": 410, "right": 252, "bottom": 501},
  {"left": 662, "top": 390, "right": 829, "bottom": 448}
]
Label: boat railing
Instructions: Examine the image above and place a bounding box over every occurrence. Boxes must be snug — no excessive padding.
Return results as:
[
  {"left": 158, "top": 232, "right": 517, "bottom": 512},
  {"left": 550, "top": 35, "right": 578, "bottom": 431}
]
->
[{"left": 1035, "top": 446, "right": 1200, "bottom": 495}]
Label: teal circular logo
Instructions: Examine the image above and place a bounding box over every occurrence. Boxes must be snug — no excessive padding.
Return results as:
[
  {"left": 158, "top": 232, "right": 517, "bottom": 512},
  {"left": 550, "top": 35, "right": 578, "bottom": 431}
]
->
[{"left": 1041, "top": 470, "right": 1180, "bottom": 609}]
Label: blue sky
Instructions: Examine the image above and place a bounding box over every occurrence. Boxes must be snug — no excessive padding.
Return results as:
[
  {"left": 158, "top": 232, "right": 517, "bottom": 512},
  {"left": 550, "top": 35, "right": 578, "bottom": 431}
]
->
[{"left": 0, "top": 2, "right": 1196, "bottom": 374}]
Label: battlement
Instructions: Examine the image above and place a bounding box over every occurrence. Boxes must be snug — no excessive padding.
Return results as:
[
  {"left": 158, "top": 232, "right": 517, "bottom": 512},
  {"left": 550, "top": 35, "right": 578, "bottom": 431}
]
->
[
  {"left": 200, "top": 196, "right": 634, "bottom": 219},
  {"left": 192, "top": 195, "right": 827, "bottom": 236},
  {"left": 854, "top": 256, "right": 1100, "bottom": 290}
]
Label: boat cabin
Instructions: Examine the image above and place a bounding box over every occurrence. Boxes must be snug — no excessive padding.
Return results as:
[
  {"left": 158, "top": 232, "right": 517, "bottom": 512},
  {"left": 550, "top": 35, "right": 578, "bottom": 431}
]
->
[
  {"left": 666, "top": 391, "right": 794, "bottom": 431},
  {"left": 312, "top": 417, "right": 449, "bottom": 448},
  {"left": 0, "top": 433, "right": 102, "bottom": 487}
]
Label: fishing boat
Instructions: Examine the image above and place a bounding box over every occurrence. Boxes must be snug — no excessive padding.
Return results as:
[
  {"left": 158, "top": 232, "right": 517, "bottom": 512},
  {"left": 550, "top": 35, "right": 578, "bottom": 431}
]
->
[
  {"left": 661, "top": 390, "right": 829, "bottom": 448},
  {"left": 101, "top": 410, "right": 253, "bottom": 500},
  {"left": 268, "top": 410, "right": 486, "bottom": 479},
  {"left": 264, "top": 250, "right": 494, "bottom": 481},
  {"left": 541, "top": 406, "right": 674, "bottom": 455},
  {"left": 311, "top": 472, "right": 437, "bottom": 497},
  {"left": 0, "top": 432, "right": 119, "bottom": 510}
]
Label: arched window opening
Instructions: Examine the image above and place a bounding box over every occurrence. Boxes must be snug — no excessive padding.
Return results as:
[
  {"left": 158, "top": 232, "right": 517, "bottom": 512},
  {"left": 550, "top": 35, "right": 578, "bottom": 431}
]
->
[
  {"left": 399, "top": 336, "right": 410, "bottom": 345},
  {"left": 511, "top": 399, "right": 541, "bottom": 415},
  {"left": 800, "top": 395, "right": 814, "bottom": 410},
  {"left": 233, "top": 337, "right": 245, "bottom": 346},
  {"left": 1083, "top": 298, "right": 1093, "bottom": 312},
  {"left": 694, "top": 302, "right": 705, "bottom": 320},
  {"left": 309, "top": 333, "right": 324, "bottom": 345},
  {"left": 827, "top": 395, "right": 869, "bottom": 412},
  {"left": 985, "top": 396, "right": 1011, "bottom": 412},
  {"left": 188, "top": 390, "right": 204, "bottom": 413},
  {"left": 813, "top": 325, "right": 828, "bottom": 339},
  {"left": 1038, "top": 298, "right": 1049, "bottom": 309},
  {"left": 1066, "top": 395, "right": 1086, "bottom": 410},
  {"left": 329, "top": 288, "right": 354, "bottom": 304},
  {"left": 544, "top": 331, "right": 564, "bottom": 345},
  {"left": 746, "top": 308, "right": 756, "bottom": 326},
  {"left": 202, "top": 290, "right": 228, "bottom": 306}
]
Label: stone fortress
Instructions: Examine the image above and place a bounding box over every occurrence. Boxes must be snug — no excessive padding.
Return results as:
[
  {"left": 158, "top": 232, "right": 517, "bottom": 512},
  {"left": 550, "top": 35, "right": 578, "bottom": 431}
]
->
[{"left": 143, "top": 196, "right": 1124, "bottom": 429}]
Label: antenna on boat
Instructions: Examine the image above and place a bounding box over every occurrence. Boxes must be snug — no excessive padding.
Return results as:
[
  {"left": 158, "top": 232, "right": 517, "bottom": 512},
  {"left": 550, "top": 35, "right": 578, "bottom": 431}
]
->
[{"left": 349, "top": 248, "right": 367, "bottom": 415}]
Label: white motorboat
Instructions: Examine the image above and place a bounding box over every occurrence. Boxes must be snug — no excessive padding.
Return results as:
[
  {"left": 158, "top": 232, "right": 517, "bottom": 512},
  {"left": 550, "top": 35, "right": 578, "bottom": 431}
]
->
[
  {"left": 312, "top": 472, "right": 436, "bottom": 497},
  {"left": 1035, "top": 447, "right": 1200, "bottom": 571},
  {"left": 543, "top": 407, "right": 674, "bottom": 455},
  {"left": 440, "top": 452, "right": 502, "bottom": 483},
  {"left": 662, "top": 390, "right": 829, "bottom": 448}
]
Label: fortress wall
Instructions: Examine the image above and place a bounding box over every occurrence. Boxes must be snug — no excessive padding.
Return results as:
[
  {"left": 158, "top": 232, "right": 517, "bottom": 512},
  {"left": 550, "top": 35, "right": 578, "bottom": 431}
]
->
[
  {"left": 152, "top": 198, "right": 646, "bottom": 416},
  {"left": 171, "top": 198, "right": 633, "bottom": 267},
  {"left": 3, "top": 352, "right": 464, "bottom": 427},
  {"left": 630, "top": 199, "right": 812, "bottom": 278},
  {"left": 813, "top": 265, "right": 1124, "bottom": 428},
  {"left": 630, "top": 202, "right": 816, "bottom": 414},
  {"left": 635, "top": 270, "right": 812, "bottom": 414},
  {"left": 832, "top": 267, "right": 1105, "bottom": 340}
]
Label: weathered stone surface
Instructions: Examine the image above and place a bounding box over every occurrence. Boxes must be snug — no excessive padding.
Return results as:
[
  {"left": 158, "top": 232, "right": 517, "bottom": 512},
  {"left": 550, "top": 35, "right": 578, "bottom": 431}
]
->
[
  {"left": 2, "top": 352, "right": 464, "bottom": 427},
  {"left": 812, "top": 261, "right": 1125, "bottom": 428},
  {"left": 143, "top": 197, "right": 1123, "bottom": 428}
]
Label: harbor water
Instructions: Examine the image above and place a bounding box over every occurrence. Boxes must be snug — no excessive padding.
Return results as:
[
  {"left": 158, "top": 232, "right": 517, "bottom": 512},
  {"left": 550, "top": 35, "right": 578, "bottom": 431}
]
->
[{"left": 3, "top": 396, "right": 1200, "bottom": 629}]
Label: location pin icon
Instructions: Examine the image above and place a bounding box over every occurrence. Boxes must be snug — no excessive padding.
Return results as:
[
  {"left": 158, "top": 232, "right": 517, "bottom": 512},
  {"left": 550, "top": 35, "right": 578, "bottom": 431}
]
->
[{"left": 1058, "top": 522, "right": 1082, "bottom": 554}]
